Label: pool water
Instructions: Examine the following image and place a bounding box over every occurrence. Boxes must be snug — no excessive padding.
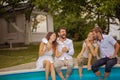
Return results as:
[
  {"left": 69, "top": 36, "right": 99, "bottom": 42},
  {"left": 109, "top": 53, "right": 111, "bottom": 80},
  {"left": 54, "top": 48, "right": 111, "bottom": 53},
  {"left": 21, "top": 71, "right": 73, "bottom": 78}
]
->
[{"left": 0, "top": 67, "right": 120, "bottom": 80}]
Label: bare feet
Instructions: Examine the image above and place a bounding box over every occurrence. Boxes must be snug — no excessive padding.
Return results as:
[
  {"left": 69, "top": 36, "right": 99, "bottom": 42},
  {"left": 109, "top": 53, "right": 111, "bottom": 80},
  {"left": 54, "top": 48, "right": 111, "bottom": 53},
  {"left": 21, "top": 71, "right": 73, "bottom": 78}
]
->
[
  {"left": 87, "top": 65, "right": 91, "bottom": 70},
  {"left": 61, "top": 78, "right": 65, "bottom": 80},
  {"left": 79, "top": 73, "right": 82, "bottom": 78}
]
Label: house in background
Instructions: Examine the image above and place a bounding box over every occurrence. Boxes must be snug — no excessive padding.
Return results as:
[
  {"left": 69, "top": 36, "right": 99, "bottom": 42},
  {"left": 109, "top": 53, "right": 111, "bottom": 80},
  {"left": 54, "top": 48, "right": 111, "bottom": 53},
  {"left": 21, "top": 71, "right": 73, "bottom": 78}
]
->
[
  {"left": 109, "top": 18, "right": 120, "bottom": 40},
  {"left": 30, "top": 11, "right": 53, "bottom": 43},
  {"left": 0, "top": 4, "right": 53, "bottom": 46}
]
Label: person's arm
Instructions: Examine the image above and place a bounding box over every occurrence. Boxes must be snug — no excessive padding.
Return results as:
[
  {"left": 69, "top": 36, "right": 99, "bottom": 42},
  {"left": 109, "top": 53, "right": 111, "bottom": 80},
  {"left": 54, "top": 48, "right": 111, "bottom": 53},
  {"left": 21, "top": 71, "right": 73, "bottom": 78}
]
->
[
  {"left": 38, "top": 42, "right": 48, "bottom": 56},
  {"left": 109, "top": 42, "right": 119, "bottom": 59},
  {"left": 94, "top": 44, "right": 99, "bottom": 56},
  {"left": 114, "top": 43, "right": 120, "bottom": 56},
  {"left": 77, "top": 44, "right": 85, "bottom": 58},
  {"left": 67, "top": 40, "right": 74, "bottom": 56},
  {"left": 85, "top": 39, "right": 96, "bottom": 56},
  {"left": 108, "top": 36, "right": 120, "bottom": 58}
]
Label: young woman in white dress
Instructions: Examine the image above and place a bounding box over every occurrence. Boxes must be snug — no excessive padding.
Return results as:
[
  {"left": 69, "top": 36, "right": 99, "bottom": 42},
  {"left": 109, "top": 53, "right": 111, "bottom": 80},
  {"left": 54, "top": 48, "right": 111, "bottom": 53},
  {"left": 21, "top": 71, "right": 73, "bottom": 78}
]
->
[{"left": 36, "top": 32, "right": 57, "bottom": 80}]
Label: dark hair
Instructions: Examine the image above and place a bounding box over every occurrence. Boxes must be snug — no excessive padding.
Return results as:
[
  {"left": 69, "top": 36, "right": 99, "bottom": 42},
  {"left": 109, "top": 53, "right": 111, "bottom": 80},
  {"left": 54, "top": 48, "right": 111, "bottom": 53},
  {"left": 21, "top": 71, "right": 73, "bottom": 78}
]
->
[
  {"left": 46, "top": 32, "right": 54, "bottom": 41},
  {"left": 45, "top": 32, "right": 58, "bottom": 53},
  {"left": 92, "top": 27, "right": 102, "bottom": 33},
  {"left": 58, "top": 27, "right": 67, "bottom": 32}
]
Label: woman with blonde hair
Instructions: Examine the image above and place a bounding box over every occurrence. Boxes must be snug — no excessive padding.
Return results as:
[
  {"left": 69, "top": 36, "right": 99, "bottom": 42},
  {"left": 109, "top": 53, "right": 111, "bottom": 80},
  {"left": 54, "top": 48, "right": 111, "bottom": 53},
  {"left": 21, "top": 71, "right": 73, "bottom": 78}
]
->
[{"left": 77, "top": 31, "right": 99, "bottom": 77}]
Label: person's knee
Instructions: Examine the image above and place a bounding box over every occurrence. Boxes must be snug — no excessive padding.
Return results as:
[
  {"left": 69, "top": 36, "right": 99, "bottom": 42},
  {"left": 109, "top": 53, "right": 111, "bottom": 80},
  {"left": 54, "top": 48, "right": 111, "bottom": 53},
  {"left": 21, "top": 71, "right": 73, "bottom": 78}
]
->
[
  {"left": 67, "top": 59, "right": 74, "bottom": 67},
  {"left": 54, "top": 61, "right": 62, "bottom": 68},
  {"left": 77, "top": 58, "right": 83, "bottom": 63},
  {"left": 105, "top": 58, "right": 118, "bottom": 73},
  {"left": 68, "top": 63, "right": 73, "bottom": 67},
  {"left": 44, "top": 60, "right": 51, "bottom": 67},
  {"left": 46, "top": 61, "right": 50, "bottom": 65}
]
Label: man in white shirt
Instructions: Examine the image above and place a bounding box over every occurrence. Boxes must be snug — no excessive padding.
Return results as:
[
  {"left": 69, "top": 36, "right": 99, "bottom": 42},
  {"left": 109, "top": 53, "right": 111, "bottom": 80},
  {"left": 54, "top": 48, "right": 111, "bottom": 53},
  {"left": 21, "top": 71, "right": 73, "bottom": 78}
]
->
[
  {"left": 54, "top": 27, "right": 74, "bottom": 80},
  {"left": 91, "top": 27, "right": 120, "bottom": 79}
]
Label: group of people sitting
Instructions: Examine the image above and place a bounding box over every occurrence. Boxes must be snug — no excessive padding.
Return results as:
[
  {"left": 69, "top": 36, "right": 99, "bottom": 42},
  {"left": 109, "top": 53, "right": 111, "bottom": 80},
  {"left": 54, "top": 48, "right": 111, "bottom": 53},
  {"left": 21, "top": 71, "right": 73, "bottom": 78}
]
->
[{"left": 36, "top": 27, "right": 120, "bottom": 80}]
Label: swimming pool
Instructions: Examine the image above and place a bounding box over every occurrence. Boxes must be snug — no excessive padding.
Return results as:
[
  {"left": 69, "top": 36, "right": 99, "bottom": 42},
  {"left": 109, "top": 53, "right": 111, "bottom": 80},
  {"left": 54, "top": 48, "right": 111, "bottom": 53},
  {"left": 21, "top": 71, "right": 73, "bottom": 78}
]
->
[{"left": 0, "top": 67, "right": 120, "bottom": 80}]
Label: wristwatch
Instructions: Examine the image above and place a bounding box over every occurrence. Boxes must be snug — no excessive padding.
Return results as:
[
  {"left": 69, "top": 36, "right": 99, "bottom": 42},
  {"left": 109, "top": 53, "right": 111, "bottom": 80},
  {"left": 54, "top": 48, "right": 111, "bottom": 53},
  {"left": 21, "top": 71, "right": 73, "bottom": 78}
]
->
[{"left": 66, "top": 50, "right": 69, "bottom": 53}]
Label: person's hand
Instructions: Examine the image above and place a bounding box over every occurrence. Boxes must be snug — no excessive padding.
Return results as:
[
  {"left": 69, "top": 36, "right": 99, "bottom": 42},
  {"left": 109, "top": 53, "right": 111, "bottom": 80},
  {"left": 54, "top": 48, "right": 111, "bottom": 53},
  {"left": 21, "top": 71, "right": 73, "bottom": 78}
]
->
[
  {"left": 85, "top": 39, "right": 91, "bottom": 47},
  {"left": 77, "top": 55, "right": 81, "bottom": 60},
  {"left": 45, "top": 43, "right": 52, "bottom": 51},
  {"left": 62, "top": 47, "right": 68, "bottom": 53},
  {"left": 77, "top": 55, "right": 83, "bottom": 62},
  {"left": 77, "top": 55, "right": 80, "bottom": 59},
  {"left": 109, "top": 54, "right": 116, "bottom": 59}
]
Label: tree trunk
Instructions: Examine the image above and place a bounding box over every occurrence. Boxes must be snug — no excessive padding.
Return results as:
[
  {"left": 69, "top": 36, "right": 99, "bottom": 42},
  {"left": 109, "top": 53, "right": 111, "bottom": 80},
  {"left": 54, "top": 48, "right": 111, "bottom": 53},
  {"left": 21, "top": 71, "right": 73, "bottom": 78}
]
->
[{"left": 24, "top": 20, "right": 30, "bottom": 45}]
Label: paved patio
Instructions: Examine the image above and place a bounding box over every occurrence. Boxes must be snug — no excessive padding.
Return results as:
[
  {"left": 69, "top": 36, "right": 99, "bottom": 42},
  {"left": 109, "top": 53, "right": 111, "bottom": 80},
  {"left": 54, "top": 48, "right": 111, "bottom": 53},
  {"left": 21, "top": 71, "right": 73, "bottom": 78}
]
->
[
  {"left": 0, "top": 58, "right": 120, "bottom": 73},
  {"left": 0, "top": 58, "right": 78, "bottom": 72}
]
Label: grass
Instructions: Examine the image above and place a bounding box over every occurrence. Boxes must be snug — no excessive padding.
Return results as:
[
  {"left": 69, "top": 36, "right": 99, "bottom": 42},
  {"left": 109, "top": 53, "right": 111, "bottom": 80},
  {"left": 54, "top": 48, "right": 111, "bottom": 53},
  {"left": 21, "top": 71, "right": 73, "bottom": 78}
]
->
[
  {"left": 0, "top": 45, "right": 39, "bottom": 68},
  {"left": 0, "top": 41, "right": 119, "bottom": 69},
  {"left": 0, "top": 42, "right": 82, "bottom": 69},
  {"left": 73, "top": 41, "right": 83, "bottom": 57}
]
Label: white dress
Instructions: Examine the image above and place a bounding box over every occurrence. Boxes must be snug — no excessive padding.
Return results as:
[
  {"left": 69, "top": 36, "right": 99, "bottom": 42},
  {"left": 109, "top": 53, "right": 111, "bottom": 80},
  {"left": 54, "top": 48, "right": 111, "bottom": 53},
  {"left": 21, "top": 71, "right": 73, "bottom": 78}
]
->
[{"left": 36, "top": 39, "right": 54, "bottom": 69}]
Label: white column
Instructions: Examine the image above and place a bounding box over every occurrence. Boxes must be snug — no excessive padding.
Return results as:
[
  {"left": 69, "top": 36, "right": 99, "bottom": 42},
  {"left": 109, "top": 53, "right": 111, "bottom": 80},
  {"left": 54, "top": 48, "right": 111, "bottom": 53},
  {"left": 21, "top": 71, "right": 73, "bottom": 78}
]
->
[{"left": 46, "top": 15, "right": 54, "bottom": 32}]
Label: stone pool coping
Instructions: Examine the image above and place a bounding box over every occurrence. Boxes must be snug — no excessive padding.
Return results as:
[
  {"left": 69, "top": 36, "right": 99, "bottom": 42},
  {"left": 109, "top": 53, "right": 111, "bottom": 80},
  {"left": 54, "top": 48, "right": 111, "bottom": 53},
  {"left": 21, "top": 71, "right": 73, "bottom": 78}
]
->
[{"left": 0, "top": 64, "right": 120, "bottom": 76}]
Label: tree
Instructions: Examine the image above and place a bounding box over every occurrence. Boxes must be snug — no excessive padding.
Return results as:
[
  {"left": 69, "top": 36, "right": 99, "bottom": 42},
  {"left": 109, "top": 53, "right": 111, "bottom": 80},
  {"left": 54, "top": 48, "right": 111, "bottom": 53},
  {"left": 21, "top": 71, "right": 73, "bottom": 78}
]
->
[
  {"left": 1, "top": 0, "right": 120, "bottom": 41},
  {"left": 0, "top": 0, "right": 34, "bottom": 44}
]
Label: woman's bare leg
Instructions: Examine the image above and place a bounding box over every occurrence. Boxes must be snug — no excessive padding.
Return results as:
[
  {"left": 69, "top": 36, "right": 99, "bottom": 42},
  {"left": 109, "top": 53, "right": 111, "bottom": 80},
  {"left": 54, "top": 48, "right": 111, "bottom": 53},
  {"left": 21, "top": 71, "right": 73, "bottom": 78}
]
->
[
  {"left": 50, "top": 64, "right": 56, "bottom": 80},
  {"left": 43, "top": 60, "right": 50, "bottom": 80},
  {"left": 88, "top": 53, "right": 92, "bottom": 70},
  {"left": 78, "top": 66, "right": 83, "bottom": 77},
  {"left": 77, "top": 57, "right": 83, "bottom": 77}
]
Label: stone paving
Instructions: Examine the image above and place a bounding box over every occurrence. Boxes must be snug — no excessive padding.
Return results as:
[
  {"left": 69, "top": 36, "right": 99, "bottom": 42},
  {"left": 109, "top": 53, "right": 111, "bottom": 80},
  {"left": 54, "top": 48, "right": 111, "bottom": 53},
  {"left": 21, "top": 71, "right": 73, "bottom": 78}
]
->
[
  {"left": 0, "top": 58, "right": 78, "bottom": 72},
  {"left": 0, "top": 58, "right": 120, "bottom": 72}
]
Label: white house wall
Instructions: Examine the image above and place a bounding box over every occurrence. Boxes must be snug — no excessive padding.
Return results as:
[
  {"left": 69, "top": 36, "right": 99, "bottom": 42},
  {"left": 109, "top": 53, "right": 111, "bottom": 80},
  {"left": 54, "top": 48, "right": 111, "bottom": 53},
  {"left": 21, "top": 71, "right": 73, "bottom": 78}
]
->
[
  {"left": 0, "top": 18, "right": 18, "bottom": 44},
  {"left": 0, "top": 13, "right": 26, "bottom": 44},
  {"left": 30, "top": 33, "right": 47, "bottom": 43},
  {"left": 0, "top": 12, "right": 54, "bottom": 44},
  {"left": 15, "top": 13, "right": 25, "bottom": 43},
  {"left": 0, "top": 18, "right": 6, "bottom": 44}
]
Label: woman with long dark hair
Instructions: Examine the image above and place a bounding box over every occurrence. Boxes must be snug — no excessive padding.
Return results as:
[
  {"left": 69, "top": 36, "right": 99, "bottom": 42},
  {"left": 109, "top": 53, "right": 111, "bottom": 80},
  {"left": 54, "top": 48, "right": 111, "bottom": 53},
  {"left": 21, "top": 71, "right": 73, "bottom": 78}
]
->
[{"left": 36, "top": 32, "right": 57, "bottom": 80}]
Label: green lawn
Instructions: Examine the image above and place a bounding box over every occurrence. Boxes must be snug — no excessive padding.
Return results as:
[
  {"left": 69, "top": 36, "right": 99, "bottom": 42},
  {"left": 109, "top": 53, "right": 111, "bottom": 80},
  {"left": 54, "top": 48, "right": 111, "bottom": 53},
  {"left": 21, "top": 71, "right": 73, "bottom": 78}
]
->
[
  {"left": 0, "top": 45, "right": 39, "bottom": 68},
  {"left": 0, "top": 42, "right": 82, "bottom": 69},
  {"left": 0, "top": 41, "right": 119, "bottom": 69}
]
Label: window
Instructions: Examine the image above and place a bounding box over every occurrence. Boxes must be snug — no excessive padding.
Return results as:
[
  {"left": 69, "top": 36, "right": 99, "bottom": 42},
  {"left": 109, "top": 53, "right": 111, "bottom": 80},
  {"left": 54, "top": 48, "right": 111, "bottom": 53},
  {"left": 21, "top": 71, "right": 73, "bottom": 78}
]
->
[{"left": 31, "top": 14, "right": 47, "bottom": 33}]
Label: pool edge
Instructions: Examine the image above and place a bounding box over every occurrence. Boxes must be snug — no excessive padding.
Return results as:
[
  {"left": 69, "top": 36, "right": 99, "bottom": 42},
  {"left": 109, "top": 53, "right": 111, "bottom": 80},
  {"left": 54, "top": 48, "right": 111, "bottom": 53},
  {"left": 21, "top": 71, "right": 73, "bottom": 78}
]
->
[{"left": 0, "top": 64, "right": 120, "bottom": 75}]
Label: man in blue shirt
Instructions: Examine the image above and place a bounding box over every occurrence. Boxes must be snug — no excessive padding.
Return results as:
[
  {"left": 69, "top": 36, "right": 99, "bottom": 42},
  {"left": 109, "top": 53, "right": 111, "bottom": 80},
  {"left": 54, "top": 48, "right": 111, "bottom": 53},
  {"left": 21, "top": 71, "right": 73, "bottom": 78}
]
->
[{"left": 91, "top": 27, "right": 120, "bottom": 79}]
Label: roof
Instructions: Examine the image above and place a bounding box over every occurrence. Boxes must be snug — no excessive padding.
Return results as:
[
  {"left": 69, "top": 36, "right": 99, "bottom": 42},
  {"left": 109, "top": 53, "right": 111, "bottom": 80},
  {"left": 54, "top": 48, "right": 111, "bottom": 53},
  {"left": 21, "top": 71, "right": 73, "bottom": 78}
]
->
[{"left": 0, "top": 3, "right": 32, "bottom": 17}]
